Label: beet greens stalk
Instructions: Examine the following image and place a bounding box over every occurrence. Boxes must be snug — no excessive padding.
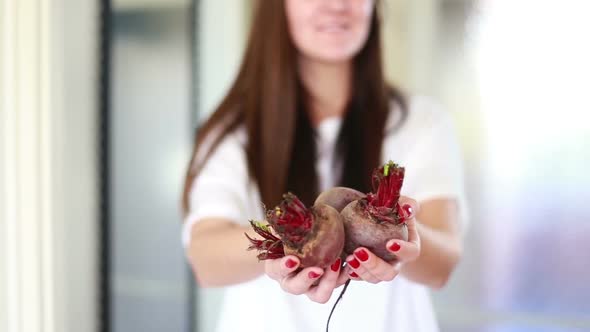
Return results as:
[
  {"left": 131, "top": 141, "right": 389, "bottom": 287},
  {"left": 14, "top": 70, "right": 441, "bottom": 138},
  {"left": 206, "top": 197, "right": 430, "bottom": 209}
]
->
[
  {"left": 266, "top": 193, "right": 314, "bottom": 248},
  {"left": 245, "top": 220, "right": 285, "bottom": 260},
  {"left": 365, "top": 161, "right": 406, "bottom": 224}
]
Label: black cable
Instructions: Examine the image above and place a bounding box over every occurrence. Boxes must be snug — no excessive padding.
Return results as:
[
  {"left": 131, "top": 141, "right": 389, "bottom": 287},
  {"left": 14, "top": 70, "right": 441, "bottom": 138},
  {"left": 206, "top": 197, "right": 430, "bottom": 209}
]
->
[{"left": 325, "top": 279, "right": 352, "bottom": 332}]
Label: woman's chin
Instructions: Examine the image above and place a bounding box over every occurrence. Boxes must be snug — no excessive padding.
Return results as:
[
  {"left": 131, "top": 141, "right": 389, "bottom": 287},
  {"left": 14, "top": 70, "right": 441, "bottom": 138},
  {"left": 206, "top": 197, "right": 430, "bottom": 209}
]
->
[{"left": 303, "top": 50, "right": 358, "bottom": 65}]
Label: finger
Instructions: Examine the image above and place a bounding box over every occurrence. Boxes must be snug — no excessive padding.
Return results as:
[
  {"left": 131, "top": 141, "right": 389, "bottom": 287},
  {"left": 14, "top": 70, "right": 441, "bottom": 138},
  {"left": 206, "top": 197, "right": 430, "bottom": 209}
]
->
[
  {"left": 343, "top": 266, "right": 361, "bottom": 281},
  {"left": 335, "top": 270, "right": 351, "bottom": 287},
  {"left": 280, "top": 267, "right": 324, "bottom": 295},
  {"left": 398, "top": 196, "right": 420, "bottom": 219},
  {"left": 306, "top": 259, "right": 341, "bottom": 303},
  {"left": 391, "top": 198, "right": 421, "bottom": 262},
  {"left": 386, "top": 236, "right": 420, "bottom": 262},
  {"left": 398, "top": 201, "right": 420, "bottom": 247},
  {"left": 345, "top": 255, "right": 380, "bottom": 284},
  {"left": 353, "top": 247, "right": 400, "bottom": 282},
  {"left": 265, "top": 256, "right": 300, "bottom": 281},
  {"left": 405, "top": 213, "right": 420, "bottom": 246}
]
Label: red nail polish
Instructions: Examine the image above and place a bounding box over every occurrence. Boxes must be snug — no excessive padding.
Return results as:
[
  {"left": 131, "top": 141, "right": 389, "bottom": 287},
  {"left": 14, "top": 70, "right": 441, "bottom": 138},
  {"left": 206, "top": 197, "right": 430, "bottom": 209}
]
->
[
  {"left": 285, "top": 259, "right": 297, "bottom": 269},
  {"left": 349, "top": 272, "right": 359, "bottom": 278},
  {"left": 347, "top": 258, "right": 360, "bottom": 269},
  {"left": 403, "top": 204, "right": 414, "bottom": 219},
  {"left": 331, "top": 259, "right": 341, "bottom": 272},
  {"left": 354, "top": 249, "right": 369, "bottom": 262},
  {"left": 309, "top": 271, "right": 321, "bottom": 279},
  {"left": 397, "top": 205, "right": 407, "bottom": 223},
  {"left": 389, "top": 242, "right": 401, "bottom": 252}
]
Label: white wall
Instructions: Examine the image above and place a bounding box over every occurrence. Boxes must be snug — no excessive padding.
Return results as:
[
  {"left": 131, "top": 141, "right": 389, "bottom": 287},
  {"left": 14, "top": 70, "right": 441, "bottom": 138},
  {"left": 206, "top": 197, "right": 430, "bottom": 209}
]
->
[
  {"left": 0, "top": 0, "right": 98, "bottom": 331},
  {"left": 0, "top": 2, "right": 7, "bottom": 329},
  {"left": 59, "top": 0, "right": 99, "bottom": 331}
]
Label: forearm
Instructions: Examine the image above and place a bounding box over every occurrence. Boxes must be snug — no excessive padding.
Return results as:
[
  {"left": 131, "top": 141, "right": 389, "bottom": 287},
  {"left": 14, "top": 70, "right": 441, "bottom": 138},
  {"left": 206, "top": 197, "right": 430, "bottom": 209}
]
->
[
  {"left": 400, "top": 221, "right": 462, "bottom": 289},
  {"left": 186, "top": 220, "right": 264, "bottom": 287}
]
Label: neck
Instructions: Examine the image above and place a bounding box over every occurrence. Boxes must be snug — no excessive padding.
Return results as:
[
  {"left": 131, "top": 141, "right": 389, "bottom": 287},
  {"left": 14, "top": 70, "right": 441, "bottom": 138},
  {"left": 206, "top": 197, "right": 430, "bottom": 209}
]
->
[{"left": 298, "top": 58, "right": 352, "bottom": 126}]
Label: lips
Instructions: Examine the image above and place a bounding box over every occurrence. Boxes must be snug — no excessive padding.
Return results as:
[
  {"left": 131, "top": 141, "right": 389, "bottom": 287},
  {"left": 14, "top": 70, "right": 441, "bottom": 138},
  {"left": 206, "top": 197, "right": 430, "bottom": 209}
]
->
[{"left": 317, "top": 23, "right": 350, "bottom": 33}]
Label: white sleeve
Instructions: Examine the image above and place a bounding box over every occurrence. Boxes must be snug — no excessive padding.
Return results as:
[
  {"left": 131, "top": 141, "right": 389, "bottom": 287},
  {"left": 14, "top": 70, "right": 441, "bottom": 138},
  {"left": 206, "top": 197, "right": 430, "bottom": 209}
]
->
[
  {"left": 181, "top": 132, "right": 250, "bottom": 248},
  {"left": 403, "top": 106, "right": 470, "bottom": 232}
]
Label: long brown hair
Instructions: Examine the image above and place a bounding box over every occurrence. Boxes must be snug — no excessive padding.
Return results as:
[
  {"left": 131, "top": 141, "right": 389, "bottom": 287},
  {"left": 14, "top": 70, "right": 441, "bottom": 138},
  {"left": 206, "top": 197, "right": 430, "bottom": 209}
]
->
[{"left": 182, "top": 0, "right": 406, "bottom": 214}]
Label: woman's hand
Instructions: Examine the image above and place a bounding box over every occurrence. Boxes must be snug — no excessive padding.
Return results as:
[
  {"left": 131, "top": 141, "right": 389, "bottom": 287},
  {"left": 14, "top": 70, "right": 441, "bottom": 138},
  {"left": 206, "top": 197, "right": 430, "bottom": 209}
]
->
[
  {"left": 265, "top": 256, "right": 349, "bottom": 303},
  {"left": 344, "top": 197, "right": 421, "bottom": 283}
]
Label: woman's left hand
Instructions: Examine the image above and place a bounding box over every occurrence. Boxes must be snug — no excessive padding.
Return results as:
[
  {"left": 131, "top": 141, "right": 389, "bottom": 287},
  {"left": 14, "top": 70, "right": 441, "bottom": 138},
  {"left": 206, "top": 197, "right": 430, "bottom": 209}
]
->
[{"left": 343, "top": 197, "right": 421, "bottom": 283}]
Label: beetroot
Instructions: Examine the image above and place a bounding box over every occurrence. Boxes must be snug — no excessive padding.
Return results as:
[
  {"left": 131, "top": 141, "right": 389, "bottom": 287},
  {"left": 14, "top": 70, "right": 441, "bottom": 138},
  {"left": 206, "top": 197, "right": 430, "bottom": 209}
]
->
[
  {"left": 341, "top": 161, "right": 408, "bottom": 262},
  {"left": 246, "top": 193, "right": 345, "bottom": 268},
  {"left": 314, "top": 187, "right": 365, "bottom": 213}
]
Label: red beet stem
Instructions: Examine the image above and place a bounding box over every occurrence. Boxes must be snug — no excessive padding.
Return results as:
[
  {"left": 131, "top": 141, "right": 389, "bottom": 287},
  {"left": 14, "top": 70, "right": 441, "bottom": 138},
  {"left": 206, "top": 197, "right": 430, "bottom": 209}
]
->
[
  {"left": 365, "top": 161, "right": 405, "bottom": 224},
  {"left": 245, "top": 220, "right": 285, "bottom": 260},
  {"left": 267, "top": 193, "right": 314, "bottom": 247}
]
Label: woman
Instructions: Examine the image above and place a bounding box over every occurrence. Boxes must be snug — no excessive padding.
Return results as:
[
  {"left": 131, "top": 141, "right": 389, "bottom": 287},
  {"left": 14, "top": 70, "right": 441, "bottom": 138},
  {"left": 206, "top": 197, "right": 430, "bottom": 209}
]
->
[{"left": 182, "top": 1, "right": 467, "bottom": 331}]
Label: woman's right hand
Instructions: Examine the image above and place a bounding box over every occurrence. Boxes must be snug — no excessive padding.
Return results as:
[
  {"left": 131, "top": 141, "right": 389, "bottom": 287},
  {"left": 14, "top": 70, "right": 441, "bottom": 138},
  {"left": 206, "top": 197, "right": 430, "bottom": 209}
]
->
[{"left": 265, "top": 256, "right": 349, "bottom": 304}]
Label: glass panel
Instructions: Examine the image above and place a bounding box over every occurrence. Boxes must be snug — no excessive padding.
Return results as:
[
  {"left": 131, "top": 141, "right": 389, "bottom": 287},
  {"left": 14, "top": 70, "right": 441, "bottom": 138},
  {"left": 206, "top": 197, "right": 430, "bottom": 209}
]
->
[{"left": 109, "top": 4, "right": 193, "bottom": 332}]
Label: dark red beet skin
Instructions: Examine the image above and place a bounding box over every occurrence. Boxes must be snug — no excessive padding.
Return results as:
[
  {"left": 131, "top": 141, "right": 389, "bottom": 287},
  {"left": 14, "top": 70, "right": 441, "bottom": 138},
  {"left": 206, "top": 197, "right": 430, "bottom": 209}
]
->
[
  {"left": 342, "top": 200, "right": 408, "bottom": 262},
  {"left": 314, "top": 187, "right": 366, "bottom": 213},
  {"left": 341, "top": 161, "right": 408, "bottom": 262}
]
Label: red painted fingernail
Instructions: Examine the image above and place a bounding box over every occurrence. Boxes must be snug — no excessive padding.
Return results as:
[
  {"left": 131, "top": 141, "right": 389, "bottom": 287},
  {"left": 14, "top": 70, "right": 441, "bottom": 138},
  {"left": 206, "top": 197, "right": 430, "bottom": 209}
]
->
[
  {"left": 403, "top": 204, "right": 414, "bottom": 219},
  {"left": 354, "top": 249, "right": 369, "bottom": 262},
  {"left": 347, "top": 258, "right": 360, "bottom": 269},
  {"left": 285, "top": 259, "right": 297, "bottom": 269},
  {"left": 349, "top": 272, "right": 359, "bottom": 278},
  {"left": 389, "top": 242, "right": 401, "bottom": 252},
  {"left": 309, "top": 271, "right": 321, "bottom": 279},
  {"left": 397, "top": 205, "right": 407, "bottom": 223},
  {"left": 331, "top": 258, "right": 341, "bottom": 272}
]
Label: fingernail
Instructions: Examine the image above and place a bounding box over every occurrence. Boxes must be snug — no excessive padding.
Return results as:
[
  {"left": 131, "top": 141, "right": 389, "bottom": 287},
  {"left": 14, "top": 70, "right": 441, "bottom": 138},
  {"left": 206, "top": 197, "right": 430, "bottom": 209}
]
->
[
  {"left": 397, "top": 205, "right": 407, "bottom": 223},
  {"left": 331, "top": 258, "right": 341, "bottom": 272},
  {"left": 402, "top": 204, "right": 414, "bottom": 219},
  {"left": 349, "top": 272, "right": 359, "bottom": 278},
  {"left": 309, "top": 271, "right": 321, "bottom": 279},
  {"left": 354, "top": 249, "right": 369, "bottom": 262},
  {"left": 285, "top": 259, "right": 297, "bottom": 269},
  {"left": 389, "top": 242, "right": 401, "bottom": 252},
  {"left": 347, "top": 258, "right": 360, "bottom": 269}
]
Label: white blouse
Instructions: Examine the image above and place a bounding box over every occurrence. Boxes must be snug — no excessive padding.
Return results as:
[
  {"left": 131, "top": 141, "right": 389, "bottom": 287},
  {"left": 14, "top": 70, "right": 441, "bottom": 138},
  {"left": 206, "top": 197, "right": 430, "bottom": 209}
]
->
[{"left": 182, "top": 96, "right": 468, "bottom": 332}]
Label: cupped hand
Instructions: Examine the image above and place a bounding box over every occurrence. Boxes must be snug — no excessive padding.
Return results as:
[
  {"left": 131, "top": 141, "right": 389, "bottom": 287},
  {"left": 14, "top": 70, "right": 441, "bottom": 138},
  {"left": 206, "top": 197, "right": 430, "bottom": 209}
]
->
[
  {"left": 265, "top": 256, "right": 349, "bottom": 303},
  {"left": 344, "top": 196, "right": 421, "bottom": 283}
]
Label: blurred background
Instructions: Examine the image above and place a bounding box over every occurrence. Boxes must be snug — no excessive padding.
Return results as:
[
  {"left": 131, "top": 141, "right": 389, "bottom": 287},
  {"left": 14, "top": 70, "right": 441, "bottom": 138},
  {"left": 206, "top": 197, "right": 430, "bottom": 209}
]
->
[{"left": 2, "top": 0, "right": 589, "bottom": 332}]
